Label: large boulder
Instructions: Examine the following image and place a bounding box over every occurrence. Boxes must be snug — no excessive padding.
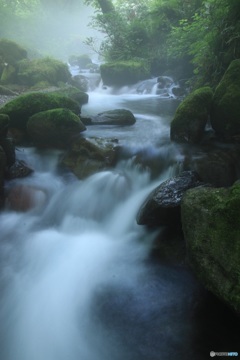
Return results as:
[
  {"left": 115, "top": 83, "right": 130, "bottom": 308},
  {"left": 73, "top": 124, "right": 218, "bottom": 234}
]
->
[
  {"left": 181, "top": 182, "right": 240, "bottom": 315},
  {"left": 170, "top": 87, "right": 213, "bottom": 143},
  {"left": 136, "top": 171, "right": 204, "bottom": 227},
  {"left": 61, "top": 137, "right": 118, "bottom": 179},
  {"left": 0, "top": 92, "right": 80, "bottom": 131},
  {"left": 90, "top": 109, "right": 136, "bottom": 126},
  {"left": 211, "top": 59, "right": 240, "bottom": 140},
  {"left": 0, "top": 39, "right": 27, "bottom": 84},
  {"left": 27, "top": 108, "right": 86, "bottom": 148},
  {"left": 100, "top": 61, "right": 150, "bottom": 87},
  {"left": 17, "top": 57, "right": 71, "bottom": 87}
]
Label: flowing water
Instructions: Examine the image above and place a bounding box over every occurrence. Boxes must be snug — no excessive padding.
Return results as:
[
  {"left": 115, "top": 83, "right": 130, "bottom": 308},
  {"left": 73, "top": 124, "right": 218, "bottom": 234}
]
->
[{"left": 0, "top": 79, "right": 239, "bottom": 360}]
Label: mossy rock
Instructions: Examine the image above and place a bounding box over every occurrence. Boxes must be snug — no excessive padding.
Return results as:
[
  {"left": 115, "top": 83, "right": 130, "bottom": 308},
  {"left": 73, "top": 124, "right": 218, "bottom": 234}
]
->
[
  {"left": 181, "top": 183, "right": 240, "bottom": 315},
  {"left": 17, "top": 57, "right": 71, "bottom": 86},
  {"left": 100, "top": 61, "right": 150, "bottom": 87},
  {"left": 170, "top": 86, "right": 213, "bottom": 143},
  {"left": 0, "top": 39, "right": 28, "bottom": 85},
  {"left": 0, "top": 39, "right": 27, "bottom": 68},
  {"left": 0, "top": 92, "right": 80, "bottom": 130},
  {"left": 46, "top": 86, "right": 89, "bottom": 106},
  {"left": 68, "top": 54, "right": 92, "bottom": 68},
  {"left": 61, "top": 137, "right": 117, "bottom": 179},
  {"left": 27, "top": 108, "right": 85, "bottom": 148},
  {"left": 211, "top": 60, "right": 240, "bottom": 139}
]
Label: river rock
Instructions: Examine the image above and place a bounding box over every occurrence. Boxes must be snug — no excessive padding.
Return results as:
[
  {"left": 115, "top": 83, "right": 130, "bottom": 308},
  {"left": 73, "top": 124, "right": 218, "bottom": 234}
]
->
[
  {"left": 17, "top": 57, "right": 71, "bottom": 87},
  {"left": 6, "top": 160, "right": 34, "bottom": 179},
  {"left": 61, "top": 137, "right": 118, "bottom": 179},
  {"left": 44, "top": 86, "right": 89, "bottom": 107},
  {"left": 6, "top": 184, "right": 47, "bottom": 212},
  {"left": 100, "top": 60, "right": 150, "bottom": 86},
  {"left": 136, "top": 171, "right": 204, "bottom": 227},
  {"left": 170, "top": 87, "right": 213, "bottom": 143},
  {"left": 27, "top": 108, "right": 86, "bottom": 148},
  {"left": 0, "top": 92, "right": 80, "bottom": 132},
  {"left": 183, "top": 147, "right": 240, "bottom": 187},
  {"left": 181, "top": 182, "right": 240, "bottom": 315},
  {"left": 211, "top": 59, "right": 240, "bottom": 141},
  {"left": 91, "top": 109, "right": 136, "bottom": 126}
]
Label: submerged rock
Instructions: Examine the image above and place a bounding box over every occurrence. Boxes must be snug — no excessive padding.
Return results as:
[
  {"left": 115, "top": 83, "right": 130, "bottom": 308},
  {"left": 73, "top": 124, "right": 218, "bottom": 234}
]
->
[
  {"left": 61, "top": 137, "right": 118, "bottom": 179},
  {"left": 137, "top": 171, "right": 204, "bottom": 227},
  {"left": 6, "top": 184, "right": 47, "bottom": 212},
  {"left": 181, "top": 182, "right": 240, "bottom": 316},
  {"left": 6, "top": 160, "right": 34, "bottom": 179},
  {"left": 170, "top": 87, "right": 213, "bottom": 144}
]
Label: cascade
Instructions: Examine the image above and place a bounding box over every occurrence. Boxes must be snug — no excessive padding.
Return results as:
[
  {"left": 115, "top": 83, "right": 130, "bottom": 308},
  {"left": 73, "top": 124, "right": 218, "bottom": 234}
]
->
[{"left": 0, "top": 78, "right": 239, "bottom": 360}]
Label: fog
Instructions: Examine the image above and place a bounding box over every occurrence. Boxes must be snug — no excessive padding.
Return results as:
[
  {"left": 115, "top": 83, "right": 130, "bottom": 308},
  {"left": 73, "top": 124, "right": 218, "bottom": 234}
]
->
[{"left": 1, "top": 1, "right": 102, "bottom": 61}]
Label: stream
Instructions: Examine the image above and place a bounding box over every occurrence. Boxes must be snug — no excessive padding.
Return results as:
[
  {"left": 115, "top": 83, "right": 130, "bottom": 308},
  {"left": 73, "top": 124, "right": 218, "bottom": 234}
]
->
[{"left": 0, "top": 78, "right": 239, "bottom": 359}]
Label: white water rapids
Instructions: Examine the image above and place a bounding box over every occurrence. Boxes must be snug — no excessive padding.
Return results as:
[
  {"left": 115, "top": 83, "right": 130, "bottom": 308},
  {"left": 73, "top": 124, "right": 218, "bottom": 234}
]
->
[{"left": 0, "top": 86, "right": 238, "bottom": 359}]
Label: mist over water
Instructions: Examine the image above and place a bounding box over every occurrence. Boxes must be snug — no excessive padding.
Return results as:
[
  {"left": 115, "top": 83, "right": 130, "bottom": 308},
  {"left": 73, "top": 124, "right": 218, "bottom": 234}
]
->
[{"left": 3, "top": 1, "right": 100, "bottom": 60}]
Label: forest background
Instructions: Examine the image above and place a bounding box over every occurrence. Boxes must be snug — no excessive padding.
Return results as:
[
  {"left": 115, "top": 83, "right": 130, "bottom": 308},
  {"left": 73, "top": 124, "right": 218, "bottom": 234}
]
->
[{"left": 0, "top": 0, "right": 239, "bottom": 88}]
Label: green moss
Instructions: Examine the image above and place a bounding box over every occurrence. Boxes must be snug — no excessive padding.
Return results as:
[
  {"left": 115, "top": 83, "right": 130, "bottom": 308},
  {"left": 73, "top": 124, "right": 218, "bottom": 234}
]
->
[
  {"left": 0, "top": 92, "right": 80, "bottom": 130},
  {"left": 27, "top": 108, "right": 85, "bottom": 148},
  {"left": 17, "top": 57, "right": 71, "bottom": 86},
  {"left": 181, "top": 184, "right": 240, "bottom": 314},
  {"left": 170, "top": 86, "right": 213, "bottom": 143},
  {"left": 48, "top": 86, "right": 89, "bottom": 106},
  {"left": 100, "top": 60, "right": 150, "bottom": 86}
]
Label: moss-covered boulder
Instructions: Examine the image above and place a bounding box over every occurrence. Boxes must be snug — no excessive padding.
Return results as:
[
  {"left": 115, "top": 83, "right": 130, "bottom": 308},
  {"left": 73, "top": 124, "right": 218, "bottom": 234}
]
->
[
  {"left": 27, "top": 108, "right": 86, "bottom": 148},
  {"left": 61, "top": 137, "right": 118, "bottom": 179},
  {"left": 211, "top": 59, "right": 240, "bottom": 140},
  {"left": 0, "top": 92, "right": 80, "bottom": 131},
  {"left": 17, "top": 57, "right": 71, "bottom": 87},
  {"left": 100, "top": 61, "right": 150, "bottom": 87},
  {"left": 181, "top": 183, "right": 240, "bottom": 315},
  {"left": 0, "top": 39, "right": 27, "bottom": 84},
  {"left": 46, "top": 86, "right": 89, "bottom": 106},
  {"left": 170, "top": 87, "right": 213, "bottom": 143}
]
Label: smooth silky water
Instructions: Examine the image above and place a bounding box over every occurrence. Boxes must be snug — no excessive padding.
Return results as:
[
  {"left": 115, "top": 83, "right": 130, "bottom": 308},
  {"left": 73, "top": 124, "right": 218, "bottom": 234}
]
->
[{"left": 0, "top": 80, "right": 239, "bottom": 360}]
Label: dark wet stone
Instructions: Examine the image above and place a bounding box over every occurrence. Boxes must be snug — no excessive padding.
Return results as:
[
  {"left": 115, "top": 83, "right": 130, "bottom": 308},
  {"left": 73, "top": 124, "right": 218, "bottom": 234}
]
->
[{"left": 136, "top": 171, "right": 204, "bottom": 227}]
